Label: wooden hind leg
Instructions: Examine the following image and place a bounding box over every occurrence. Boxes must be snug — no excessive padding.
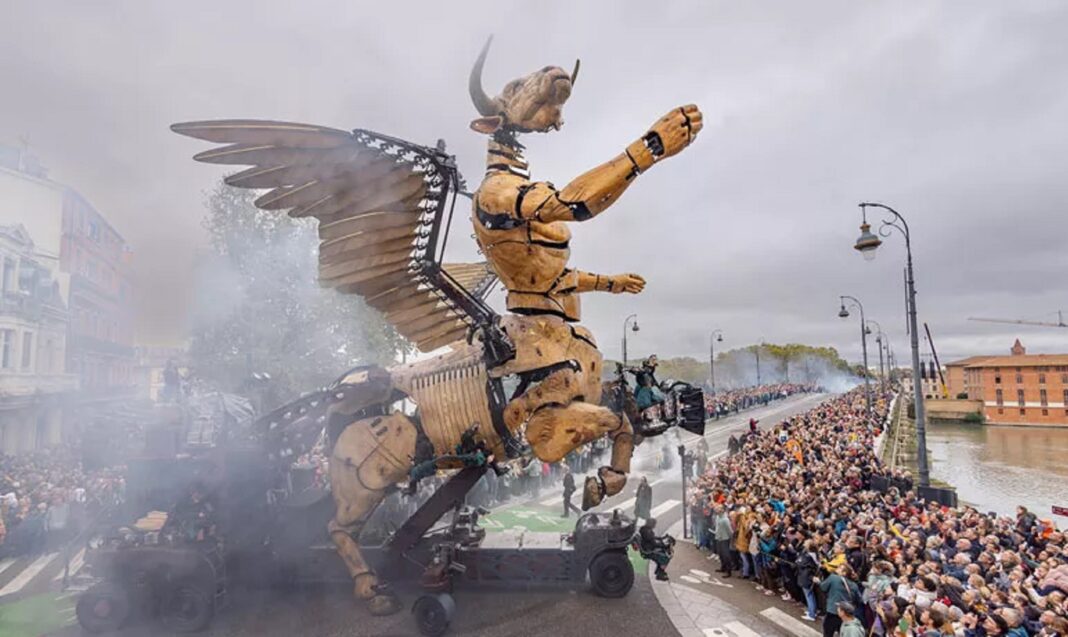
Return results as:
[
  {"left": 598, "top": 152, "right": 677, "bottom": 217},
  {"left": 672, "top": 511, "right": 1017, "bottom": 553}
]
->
[
  {"left": 328, "top": 412, "right": 416, "bottom": 615},
  {"left": 524, "top": 401, "right": 634, "bottom": 510}
]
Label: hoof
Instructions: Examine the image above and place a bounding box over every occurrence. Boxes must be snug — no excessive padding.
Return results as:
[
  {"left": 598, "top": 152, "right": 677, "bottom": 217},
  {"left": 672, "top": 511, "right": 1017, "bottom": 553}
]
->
[
  {"left": 368, "top": 592, "right": 403, "bottom": 616},
  {"left": 581, "top": 476, "right": 603, "bottom": 510}
]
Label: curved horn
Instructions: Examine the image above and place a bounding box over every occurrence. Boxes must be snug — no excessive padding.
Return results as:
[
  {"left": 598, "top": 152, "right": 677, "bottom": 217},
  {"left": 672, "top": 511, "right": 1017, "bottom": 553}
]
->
[
  {"left": 469, "top": 36, "right": 497, "bottom": 116},
  {"left": 570, "top": 59, "right": 581, "bottom": 87}
]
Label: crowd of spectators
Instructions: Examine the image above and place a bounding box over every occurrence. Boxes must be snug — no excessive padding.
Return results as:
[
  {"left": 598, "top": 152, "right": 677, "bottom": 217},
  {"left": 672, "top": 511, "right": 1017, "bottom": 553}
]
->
[
  {"left": 705, "top": 382, "right": 820, "bottom": 419},
  {"left": 0, "top": 446, "right": 126, "bottom": 558},
  {"left": 687, "top": 388, "right": 1067, "bottom": 636}
]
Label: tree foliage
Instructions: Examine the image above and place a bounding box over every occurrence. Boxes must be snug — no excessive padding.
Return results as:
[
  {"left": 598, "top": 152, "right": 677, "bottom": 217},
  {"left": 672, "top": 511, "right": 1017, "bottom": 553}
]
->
[
  {"left": 188, "top": 183, "right": 408, "bottom": 401},
  {"left": 608, "top": 343, "right": 854, "bottom": 389}
]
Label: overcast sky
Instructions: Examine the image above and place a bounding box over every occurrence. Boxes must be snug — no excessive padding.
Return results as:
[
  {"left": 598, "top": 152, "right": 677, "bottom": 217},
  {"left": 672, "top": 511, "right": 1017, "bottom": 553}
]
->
[{"left": 2, "top": 1, "right": 1065, "bottom": 366}]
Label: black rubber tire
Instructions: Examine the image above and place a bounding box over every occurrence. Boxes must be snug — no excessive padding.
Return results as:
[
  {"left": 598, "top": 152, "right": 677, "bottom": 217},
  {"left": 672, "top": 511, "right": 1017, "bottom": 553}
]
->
[
  {"left": 412, "top": 593, "right": 455, "bottom": 637},
  {"left": 158, "top": 579, "right": 215, "bottom": 633},
  {"left": 589, "top": 550, "right": 634, "bottom": 598},
  {"left": 76, "top": 582, "right": 131, "bottom": 633}
]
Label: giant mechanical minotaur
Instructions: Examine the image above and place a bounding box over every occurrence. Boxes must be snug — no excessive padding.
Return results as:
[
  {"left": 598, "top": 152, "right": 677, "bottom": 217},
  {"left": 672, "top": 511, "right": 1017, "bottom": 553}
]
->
[{"left": 172, "top": 38, "right": 702, "bottom": 615}]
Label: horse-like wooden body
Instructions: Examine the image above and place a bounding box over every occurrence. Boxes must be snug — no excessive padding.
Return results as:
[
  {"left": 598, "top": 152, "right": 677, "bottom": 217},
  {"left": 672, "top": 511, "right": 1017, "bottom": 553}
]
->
[{"left": 173, "top": 38, "right": 701, "bottom": 615}]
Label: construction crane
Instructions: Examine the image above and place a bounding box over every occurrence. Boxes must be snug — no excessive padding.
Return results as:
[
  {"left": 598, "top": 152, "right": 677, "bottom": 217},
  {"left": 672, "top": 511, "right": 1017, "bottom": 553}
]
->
[
  {"left": 924, "top": 323, "right": 949, "bottom": 399},
  {"left": 968, "top": 310, "right": 1066, "bottom": 329}
]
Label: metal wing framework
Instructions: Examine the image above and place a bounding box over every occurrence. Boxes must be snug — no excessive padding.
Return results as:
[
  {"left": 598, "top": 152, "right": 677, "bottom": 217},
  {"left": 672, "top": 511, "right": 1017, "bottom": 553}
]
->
[{"left": 171, "top": 120, "right": 497, "bottom": 352}]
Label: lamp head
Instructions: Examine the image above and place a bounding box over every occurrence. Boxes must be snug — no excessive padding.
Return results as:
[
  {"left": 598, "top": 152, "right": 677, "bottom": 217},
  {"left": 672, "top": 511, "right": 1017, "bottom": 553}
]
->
[
  {"left": 854, "top": 221, "right": 881, "bottom": 261},
  {"left": 632, "top": 321, "right": 640, "bottom": 333},
  {"left": 716, "top": 334, "right": 723, "bottom": 342},
  {"left": 838, "top": 304, "right": 850, "bottom": 319}
]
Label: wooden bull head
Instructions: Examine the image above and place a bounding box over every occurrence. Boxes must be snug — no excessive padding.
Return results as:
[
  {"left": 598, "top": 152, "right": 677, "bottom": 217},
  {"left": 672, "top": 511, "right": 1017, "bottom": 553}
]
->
[{"left": 468, "top": 36, "right": 580, "bottom": 135}]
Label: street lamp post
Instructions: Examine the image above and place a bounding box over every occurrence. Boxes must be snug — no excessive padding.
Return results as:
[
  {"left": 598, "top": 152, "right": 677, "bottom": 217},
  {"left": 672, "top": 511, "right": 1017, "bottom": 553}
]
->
[
  {"left": 867, "top": 319, "right": 887, "bottom": 392},
  {"left": 853, "top": 201, "right": 930, "bottom": 488},
  {"left": 838, "top": 295, "right": 873, "bottom": 418},
  {"left": 622, "top": 314, "right": 639, "bottom": 368},
  {"left": 709, "top": 329, "right": 724, "bottom": 393}
]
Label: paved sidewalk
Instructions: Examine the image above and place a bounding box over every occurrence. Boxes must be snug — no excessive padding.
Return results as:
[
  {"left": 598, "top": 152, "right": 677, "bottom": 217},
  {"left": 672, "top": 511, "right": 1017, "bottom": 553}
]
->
[{"left": 650, "top": 521, "right": 822, "bottom": 637}]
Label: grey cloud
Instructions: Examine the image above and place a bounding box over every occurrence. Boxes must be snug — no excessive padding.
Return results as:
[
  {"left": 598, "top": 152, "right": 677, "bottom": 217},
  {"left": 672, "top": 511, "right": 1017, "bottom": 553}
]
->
[{"left": 0, "top": 0, "right": 1064, "bottom": 366}]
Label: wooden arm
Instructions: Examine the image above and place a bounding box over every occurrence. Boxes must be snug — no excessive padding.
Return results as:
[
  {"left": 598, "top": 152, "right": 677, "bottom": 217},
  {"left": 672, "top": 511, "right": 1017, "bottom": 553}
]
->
[{"left": 573, "top": 270, "right": 646, "bottom": 295}]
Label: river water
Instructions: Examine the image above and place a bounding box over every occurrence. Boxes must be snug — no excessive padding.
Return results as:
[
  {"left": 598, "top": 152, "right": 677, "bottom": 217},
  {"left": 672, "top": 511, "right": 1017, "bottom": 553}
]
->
[{"left": 926, "top": 422, "right": 1068, "bottom": 519}]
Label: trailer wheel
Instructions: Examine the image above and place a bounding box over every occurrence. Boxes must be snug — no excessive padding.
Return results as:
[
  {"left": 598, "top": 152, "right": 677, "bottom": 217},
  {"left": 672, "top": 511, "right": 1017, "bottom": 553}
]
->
[
  {"left": 589, "top": 550, "right": 634, "bottom": 598},
  {"left": 76, "top": 582, "right": 131, "bottom": 633},
  {"left": 412, "top": 593, "right": 455, "bottom": 637},
  {"left": 159, "top": 578, "right": 214, "bottom": 632}
]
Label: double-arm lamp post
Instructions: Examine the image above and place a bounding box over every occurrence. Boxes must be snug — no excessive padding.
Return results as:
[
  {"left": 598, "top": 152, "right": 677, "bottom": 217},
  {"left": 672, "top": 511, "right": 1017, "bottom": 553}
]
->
[
  {"left": 622, "top": 314, "right": 640, "bottom": 368},
  {"left": 853, "top": 201, "right": 929, "bottom": 488},
  {"left": 709, "top": 329, "right": 724, "bottom": 393},
  {"left": 838, "top": 295, "right": 873, "bottom": 419}
]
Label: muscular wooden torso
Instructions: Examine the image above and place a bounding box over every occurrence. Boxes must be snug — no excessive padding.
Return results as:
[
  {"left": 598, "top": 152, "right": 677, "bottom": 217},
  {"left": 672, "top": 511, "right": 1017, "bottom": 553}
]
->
[{"left": 472, "top": 147, "right": 583, "bottom": 321}]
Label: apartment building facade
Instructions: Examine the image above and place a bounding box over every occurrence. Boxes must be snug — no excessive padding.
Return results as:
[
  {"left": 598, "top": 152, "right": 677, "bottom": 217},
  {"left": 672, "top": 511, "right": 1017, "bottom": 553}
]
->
[
  {"left": 0, "top": 224, "right": 79, "bottom": 453},
  {"left": 946, "top": 340, "right": 1068, "bottom": 427},
  {"left": 0, "top": 147, "right": 135, "bottom": 397}
]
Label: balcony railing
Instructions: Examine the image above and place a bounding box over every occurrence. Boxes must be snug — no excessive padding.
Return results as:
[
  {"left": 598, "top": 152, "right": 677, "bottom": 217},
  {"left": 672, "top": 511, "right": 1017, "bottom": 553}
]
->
[
  {"left": 0, "top": 291, "right": 64, "bottom": 323},
  {"left": 0, "top": 371, "right": 80, "bottom": 397}
]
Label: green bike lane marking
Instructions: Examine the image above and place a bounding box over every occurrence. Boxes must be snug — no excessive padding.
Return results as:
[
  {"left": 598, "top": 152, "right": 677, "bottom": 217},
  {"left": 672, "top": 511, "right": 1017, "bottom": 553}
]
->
[
  {"left": 0, "top": 592, "right": 75, "bottom": 636},
  {"left": 483, "top": 507, "right": 647, "bottom": 573}
]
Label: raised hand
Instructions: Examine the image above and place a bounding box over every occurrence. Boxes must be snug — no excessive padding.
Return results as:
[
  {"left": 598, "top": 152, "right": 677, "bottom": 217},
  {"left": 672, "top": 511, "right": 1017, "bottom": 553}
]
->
[{"left": 646, "top": 104, "right": 703, "bottom": 160}]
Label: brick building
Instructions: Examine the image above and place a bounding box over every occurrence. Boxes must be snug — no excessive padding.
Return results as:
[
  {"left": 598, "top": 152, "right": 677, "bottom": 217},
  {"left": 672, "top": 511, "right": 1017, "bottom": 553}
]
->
[
  {"left": 60, "top": 189, "right": 136, "bottom": 390},
  {"left": 946, "top": 339, "right": 1068, "bottom": 427}
]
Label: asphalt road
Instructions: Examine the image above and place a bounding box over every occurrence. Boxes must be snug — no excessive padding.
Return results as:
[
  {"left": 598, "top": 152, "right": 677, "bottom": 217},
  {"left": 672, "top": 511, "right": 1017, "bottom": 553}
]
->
[{"left": 47, "top": 393, "right": 828, "bottom": 637}]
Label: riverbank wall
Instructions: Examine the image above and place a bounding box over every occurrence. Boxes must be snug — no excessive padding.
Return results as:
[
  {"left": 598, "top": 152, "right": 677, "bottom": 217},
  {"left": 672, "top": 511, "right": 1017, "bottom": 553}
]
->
[
  {"left": 925, "top": 398, "right": 983, "bottom": 422},
  {"left": 879, "top": 394, "right": 956, "bottom": 492}
]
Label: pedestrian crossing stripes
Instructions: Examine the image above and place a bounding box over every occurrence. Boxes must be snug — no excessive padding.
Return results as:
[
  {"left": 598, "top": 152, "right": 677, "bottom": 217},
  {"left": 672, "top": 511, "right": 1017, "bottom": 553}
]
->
[
  {"left": 701, "top": 622, "right": 762, "bottom": 637},
  {"left": 53, "top": 548, "right": 86, "bottom": 581},
  {"left": 0, "top": 552, "right": 59, "bottom": 597},
  {"left": 538, "top": 490, "right": 564, "bottom": 507},
  {"left": 600, "top": 497, "right": 636, "bottom": 514},
  {"left": 648, "top": 498, "right": 681, "bottom": 519},
  {"left": 759, "top": 606, "right": 822, "bottom": 637},
  {"left": 0, "top": 558, "right": 16, "bottom": 578}
]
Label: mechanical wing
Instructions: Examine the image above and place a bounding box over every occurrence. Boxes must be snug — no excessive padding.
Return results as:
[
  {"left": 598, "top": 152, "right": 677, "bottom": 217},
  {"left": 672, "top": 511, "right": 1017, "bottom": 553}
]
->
[{"left": 171, "top": 120, "right": 496, "bottom": 353}]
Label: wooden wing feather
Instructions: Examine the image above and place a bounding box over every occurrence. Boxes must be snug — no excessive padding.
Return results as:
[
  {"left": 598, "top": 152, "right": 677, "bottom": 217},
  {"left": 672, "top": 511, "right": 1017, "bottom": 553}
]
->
[{"left": 172, "top": 119, "right": 495, "bottom": 352}]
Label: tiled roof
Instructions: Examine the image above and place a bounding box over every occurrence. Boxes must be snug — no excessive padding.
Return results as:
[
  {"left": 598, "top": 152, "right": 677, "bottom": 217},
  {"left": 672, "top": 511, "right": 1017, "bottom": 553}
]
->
[
  {"left": 945, "top": 355, "right": 996, "bottom": 367},
  {"left": 964, "top": 354, "right": 1068, "bottom": 368}
]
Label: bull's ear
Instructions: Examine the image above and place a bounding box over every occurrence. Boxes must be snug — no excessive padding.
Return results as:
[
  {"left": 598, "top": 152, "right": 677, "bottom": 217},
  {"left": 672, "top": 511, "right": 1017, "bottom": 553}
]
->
[{"left": 469, "top": 116, "right": 503, "bottom": 134}]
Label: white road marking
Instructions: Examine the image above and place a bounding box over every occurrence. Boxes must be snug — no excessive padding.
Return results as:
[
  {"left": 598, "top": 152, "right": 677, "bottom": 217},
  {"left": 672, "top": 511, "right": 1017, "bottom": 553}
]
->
[
  {"left": 538, "top": 490, "right": 564, "bottom": 507},
  {"left": 709, "top": 450, "right": 726, "bottom": 459},
  {"left": 680, "top": 575, "right": 703, "bottom": 584},
  {"left": 0, "top": 559, "right": 16, "bottom": 577},
  {"left": 605, "top": 497, "right": 636, "bottom": 513},
  {"left": 688, "top": 568, "right": 734, "bottom": 588},
  {"left": 760, "top": 607, "right": 822, "bottom": 637},
  {"left": 0, "top": 552, "right": 58, "bottom": 596},
  {"left": 724, "top": 621, "right": 762, "bottom": 637},
  {"left": 649, "top": 498, "right": 680, "bottom": 518},
  {"left": 53, "top": 548, "right": 86, "bottom": 581}
]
